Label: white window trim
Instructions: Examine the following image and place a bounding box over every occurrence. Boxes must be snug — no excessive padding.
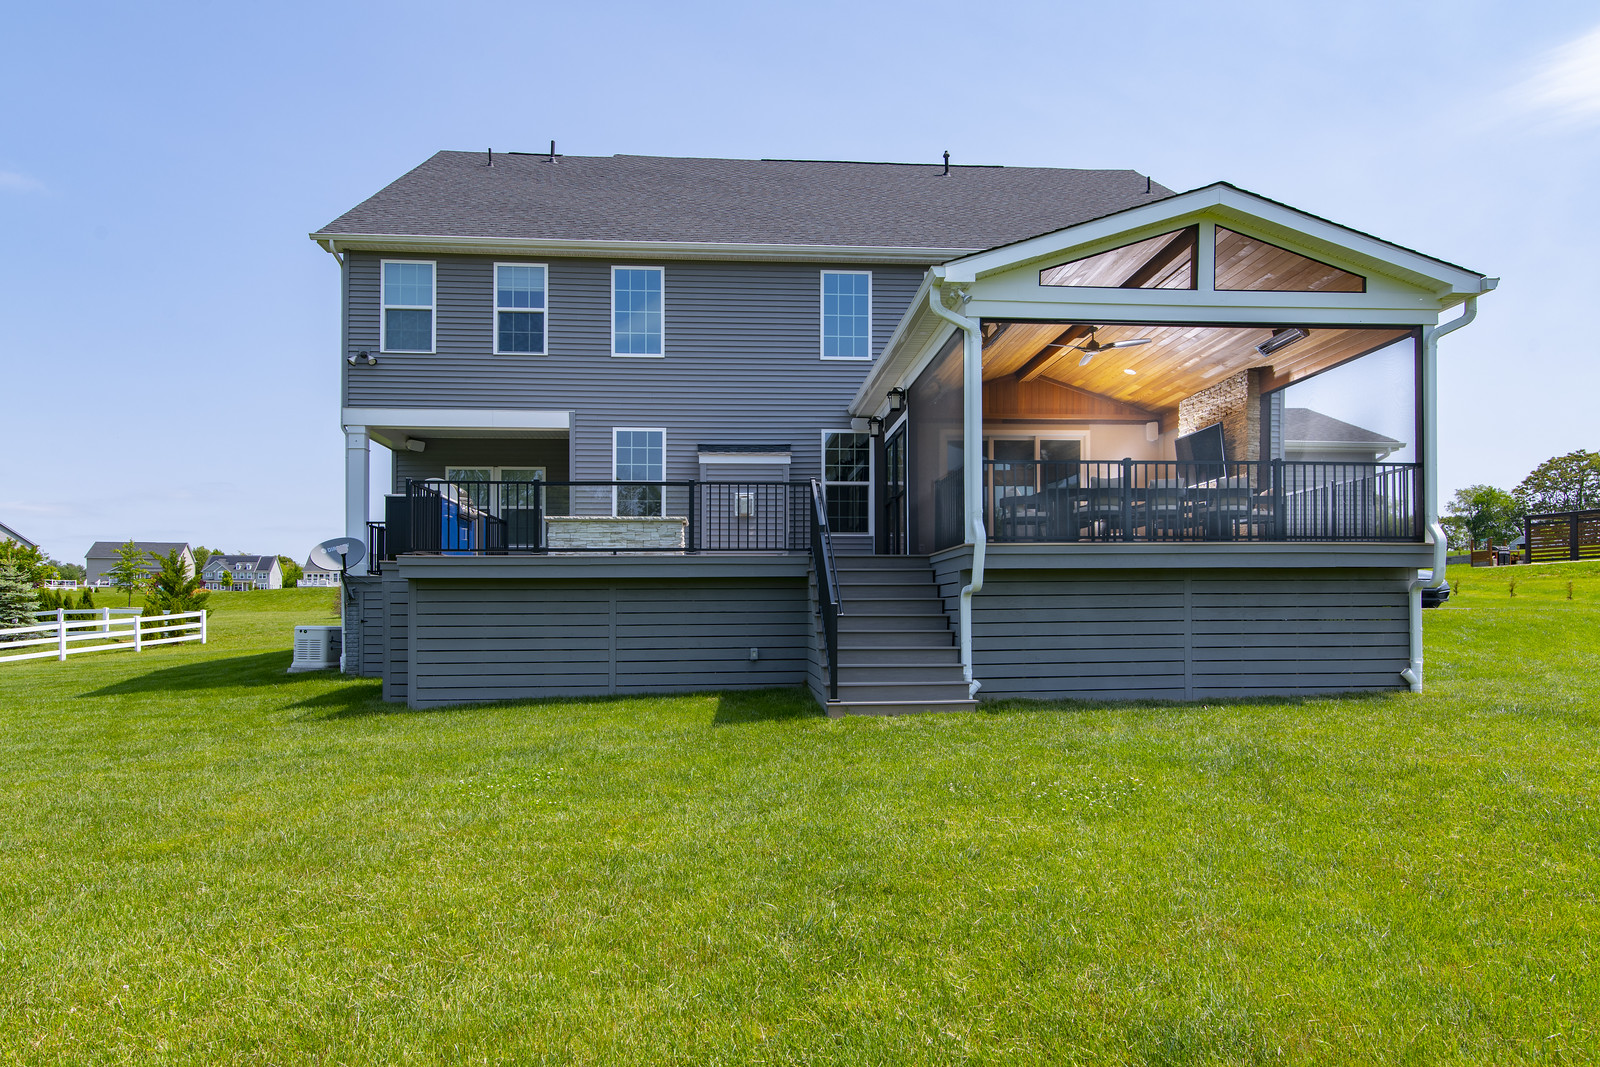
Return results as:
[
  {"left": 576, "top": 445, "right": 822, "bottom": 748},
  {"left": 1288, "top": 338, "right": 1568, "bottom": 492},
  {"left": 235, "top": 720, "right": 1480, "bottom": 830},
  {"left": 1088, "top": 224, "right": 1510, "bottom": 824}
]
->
[
  {"left": 611, "top": 427, "right": 667, "bottom": 516},
  {"left": 821, "top": 428, "right": 874, "bottom": 537},
  {"left": 492, "top": 262, "right": 549, "bottom": 356},
  {"left": 379, "top": 259, "right": 436, "bottom": 354},
  {"left": 610, "top": 266, "right": 665, "bottom": 358},
  {"left": 820, "top": 269, "right": 873, "bottom": 361}
]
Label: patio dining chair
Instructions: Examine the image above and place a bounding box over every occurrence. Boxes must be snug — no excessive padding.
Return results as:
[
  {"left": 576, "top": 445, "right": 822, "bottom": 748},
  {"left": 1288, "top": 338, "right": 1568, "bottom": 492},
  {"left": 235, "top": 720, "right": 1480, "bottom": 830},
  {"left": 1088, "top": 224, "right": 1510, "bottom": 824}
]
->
[
  {"left": 1081, "top": 474, "right": 1125, "bottom": 540},
  {"left": 1142, "top": 479, "right": 1187, "bottom": 539}
]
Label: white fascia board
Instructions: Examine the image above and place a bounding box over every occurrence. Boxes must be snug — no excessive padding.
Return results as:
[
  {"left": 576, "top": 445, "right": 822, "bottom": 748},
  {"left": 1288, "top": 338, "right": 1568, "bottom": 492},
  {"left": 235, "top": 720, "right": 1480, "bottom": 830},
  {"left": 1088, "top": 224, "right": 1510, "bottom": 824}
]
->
[
  {"left": 963, "top": 298, "right": 1438, "bottom": 328},
  {"left": 697, "top": 452, "right": 792, "bottom": 464},
  {"left": 942, "top": 184, "right": 1491, "bottom": 297},
  {"left": 341, "top": 407, "right": 571, "bottom": 432},
  {"left": 312, "top": 232, "right": 975, "bottom": 266}
]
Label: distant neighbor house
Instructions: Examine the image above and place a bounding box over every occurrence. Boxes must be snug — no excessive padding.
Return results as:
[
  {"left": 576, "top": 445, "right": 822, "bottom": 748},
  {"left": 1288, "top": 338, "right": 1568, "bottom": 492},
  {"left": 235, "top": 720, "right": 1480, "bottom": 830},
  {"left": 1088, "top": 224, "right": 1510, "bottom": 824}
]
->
[
  {"left": 1283, "top": 407, "right": 1405, "bottom": 463},
  {"left": 84, "top": 542, "right": 194, "bottom": 586},
  {"left": 200, "top": 554, "right": 283, "bottom": 591},
  {"left": 0, "top": 521, "right": 37, "bottom": 549},
  {"left": 299, "top": 555, "right": 342, "bottom": 587}
]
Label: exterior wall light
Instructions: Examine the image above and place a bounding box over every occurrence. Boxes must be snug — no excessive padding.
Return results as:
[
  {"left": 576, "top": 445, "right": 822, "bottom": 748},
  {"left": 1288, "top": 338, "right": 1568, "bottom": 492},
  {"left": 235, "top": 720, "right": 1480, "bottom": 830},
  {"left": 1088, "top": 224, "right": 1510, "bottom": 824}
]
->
[
  {"left": 867, "top": 416, "right": 883, "bottom": 436},
  {"left": 887, "top": 387, "right": 907, "bottom": 412}
]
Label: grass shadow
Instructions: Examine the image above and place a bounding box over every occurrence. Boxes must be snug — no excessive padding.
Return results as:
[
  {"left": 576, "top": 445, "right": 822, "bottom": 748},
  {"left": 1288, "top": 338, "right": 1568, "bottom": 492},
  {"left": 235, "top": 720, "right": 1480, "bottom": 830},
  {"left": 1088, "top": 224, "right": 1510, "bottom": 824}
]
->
[
  {"left": 285, "top": 682, "right": 412, "bottom": 721},
  {"left": 712, "top": 687, "right": 825, "bottom": 725},
  {"left": 973, "top": 690, "right": 1394, "bottom": 719},
  {"left": 83, "top": 651, "right": 296, "bottom": 697}
]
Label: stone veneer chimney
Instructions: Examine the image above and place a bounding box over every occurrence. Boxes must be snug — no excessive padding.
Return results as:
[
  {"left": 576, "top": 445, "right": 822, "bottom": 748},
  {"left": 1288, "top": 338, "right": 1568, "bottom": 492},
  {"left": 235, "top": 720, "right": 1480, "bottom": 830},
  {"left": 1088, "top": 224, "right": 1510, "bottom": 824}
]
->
[{"left": 1176, "top": 369, "right": 1269, "bottom": 462}]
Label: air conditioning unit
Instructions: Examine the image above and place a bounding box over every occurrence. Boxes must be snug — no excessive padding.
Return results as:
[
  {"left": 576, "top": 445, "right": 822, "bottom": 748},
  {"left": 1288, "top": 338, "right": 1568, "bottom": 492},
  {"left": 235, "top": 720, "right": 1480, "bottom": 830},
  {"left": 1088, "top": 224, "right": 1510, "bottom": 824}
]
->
[{"left": 289, "top": 624, "right": 342, "bottom": 672}]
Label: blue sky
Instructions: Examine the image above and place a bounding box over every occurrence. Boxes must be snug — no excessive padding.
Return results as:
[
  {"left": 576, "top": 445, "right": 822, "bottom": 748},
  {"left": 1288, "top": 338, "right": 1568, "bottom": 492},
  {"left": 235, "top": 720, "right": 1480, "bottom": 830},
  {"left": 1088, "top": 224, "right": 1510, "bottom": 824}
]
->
[{"left": 3, "top": 0, "right": 1597, "bottom": 564}]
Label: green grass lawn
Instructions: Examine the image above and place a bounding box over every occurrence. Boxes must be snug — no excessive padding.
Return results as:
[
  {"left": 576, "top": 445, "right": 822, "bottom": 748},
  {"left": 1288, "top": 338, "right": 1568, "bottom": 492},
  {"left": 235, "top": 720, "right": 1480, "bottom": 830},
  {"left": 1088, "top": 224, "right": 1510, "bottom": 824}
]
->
[{"left": 1, "top": 570, "right": 1597, "bottom": 1065}]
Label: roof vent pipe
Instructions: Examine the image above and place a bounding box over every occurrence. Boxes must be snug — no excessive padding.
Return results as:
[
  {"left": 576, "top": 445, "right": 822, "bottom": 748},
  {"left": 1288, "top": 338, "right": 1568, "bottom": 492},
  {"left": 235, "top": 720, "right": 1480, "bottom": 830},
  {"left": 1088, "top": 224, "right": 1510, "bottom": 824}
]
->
[
  {"left": 549, "top": 140, "right": 556, "bottom": 161},
  {"left": 942, "top": 150, "right": 950, "bottom": 176}
]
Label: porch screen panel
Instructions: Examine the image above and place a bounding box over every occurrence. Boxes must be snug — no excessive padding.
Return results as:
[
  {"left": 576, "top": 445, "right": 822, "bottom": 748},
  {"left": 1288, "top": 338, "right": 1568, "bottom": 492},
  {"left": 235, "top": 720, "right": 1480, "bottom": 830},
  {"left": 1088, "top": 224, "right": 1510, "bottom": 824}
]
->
[{"left": 908, "top": 333, "right": 964, "bottom": 554}]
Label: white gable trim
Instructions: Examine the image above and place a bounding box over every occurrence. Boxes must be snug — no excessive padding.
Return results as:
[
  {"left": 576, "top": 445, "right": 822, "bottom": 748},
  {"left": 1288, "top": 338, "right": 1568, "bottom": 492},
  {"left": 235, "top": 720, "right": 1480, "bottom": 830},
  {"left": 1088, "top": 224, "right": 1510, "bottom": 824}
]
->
[{"left": 940, "top": 183, "right": 1492, "bottom": 298}]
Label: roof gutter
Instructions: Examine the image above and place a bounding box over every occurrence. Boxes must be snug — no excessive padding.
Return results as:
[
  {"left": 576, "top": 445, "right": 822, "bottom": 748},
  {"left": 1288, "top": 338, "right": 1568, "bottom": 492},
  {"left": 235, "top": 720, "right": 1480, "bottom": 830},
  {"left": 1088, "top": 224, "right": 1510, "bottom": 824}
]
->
[
  {"left": 310, "top": 232, "right": 975, "bottom": 266},
  {"left": 1402, "top": 292, "right": 1483, "bottom": 692},
  {"left": 925, "top": 268, "right": 986, "bottom": 699}
]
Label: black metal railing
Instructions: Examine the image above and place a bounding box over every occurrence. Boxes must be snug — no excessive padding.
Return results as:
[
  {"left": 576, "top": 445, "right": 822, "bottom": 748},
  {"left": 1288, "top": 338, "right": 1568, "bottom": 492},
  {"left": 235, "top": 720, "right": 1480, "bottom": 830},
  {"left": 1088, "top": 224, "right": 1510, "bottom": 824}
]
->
[
  {"left": 964, "top": 459, "right": 1421, "bottom": 544},
  {"left": 810, "top": 479, "right": 842, "bottom": 701},
  {"left": 403, "top": 479, "right": 811, "bottom": 555},
  {"left": 365, "top": 522, "right": 388, "bottom": 574}
]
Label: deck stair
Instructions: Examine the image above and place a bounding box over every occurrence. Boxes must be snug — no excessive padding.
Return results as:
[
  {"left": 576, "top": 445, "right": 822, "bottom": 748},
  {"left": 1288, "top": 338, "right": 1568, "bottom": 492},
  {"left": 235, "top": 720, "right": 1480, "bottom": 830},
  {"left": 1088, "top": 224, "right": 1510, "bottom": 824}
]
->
[{"left": 825, "top": 555, "right": 977, "bottom": 716}]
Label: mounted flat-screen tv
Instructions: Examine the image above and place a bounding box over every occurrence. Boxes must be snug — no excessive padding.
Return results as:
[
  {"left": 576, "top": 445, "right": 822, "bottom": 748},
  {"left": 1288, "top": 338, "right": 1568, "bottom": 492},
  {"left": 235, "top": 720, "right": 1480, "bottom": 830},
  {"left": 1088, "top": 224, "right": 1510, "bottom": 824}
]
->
[{"left": 1174, "top": 423, "right": 1226, "bottom": 469}]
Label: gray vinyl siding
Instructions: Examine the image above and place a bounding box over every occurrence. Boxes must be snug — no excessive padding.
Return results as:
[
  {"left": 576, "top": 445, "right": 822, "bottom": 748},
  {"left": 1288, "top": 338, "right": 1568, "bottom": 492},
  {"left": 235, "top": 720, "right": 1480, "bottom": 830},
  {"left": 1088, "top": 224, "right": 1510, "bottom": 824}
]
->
[
  {"left": 346, "top": 254, "right": 924, "bottom": 484},
  {"left": 931, "top": 556, "right": 1411, "bottom": 700},
  {"left": 404, "top": 578, "right": 809, "bottom": 708},
  {"left": 391, "top": 437, "right": 571, "bottom": 493}
]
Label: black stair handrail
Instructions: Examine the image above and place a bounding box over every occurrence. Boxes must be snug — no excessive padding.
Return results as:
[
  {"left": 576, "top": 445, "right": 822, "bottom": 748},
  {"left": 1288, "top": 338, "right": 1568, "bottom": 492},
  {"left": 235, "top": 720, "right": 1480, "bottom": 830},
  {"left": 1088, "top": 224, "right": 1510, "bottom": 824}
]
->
[{"left": 809, "top": 479, "right": 843, "bottom": 701}]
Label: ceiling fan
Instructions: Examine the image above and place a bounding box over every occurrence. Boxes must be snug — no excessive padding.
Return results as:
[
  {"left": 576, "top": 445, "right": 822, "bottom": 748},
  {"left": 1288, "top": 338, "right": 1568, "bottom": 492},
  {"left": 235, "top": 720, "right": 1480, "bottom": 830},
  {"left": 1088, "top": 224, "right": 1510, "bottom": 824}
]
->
[{"left": 1047, "top": 326, "right": 1154, "bottom": 366}]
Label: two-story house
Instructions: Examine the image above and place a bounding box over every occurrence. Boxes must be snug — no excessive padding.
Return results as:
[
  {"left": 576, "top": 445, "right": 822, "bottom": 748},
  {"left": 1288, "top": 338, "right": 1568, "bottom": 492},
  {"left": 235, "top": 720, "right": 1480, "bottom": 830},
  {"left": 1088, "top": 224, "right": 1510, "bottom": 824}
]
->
[
  {"left": 200, "top": 554, "right": 283, "bottom": 591},
  {"left": 85, "top": 542, "right": 194, "bottom": 587},
  {"left": 315, "top": 152, "right": 1492, "bottom": 712}
]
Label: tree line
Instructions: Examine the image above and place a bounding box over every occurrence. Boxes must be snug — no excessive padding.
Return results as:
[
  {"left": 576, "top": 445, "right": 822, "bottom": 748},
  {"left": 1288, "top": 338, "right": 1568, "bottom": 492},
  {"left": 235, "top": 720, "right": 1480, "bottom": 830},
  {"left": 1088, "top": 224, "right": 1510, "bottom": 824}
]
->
[{"left": 1445, "top": 449, "right": 1600, "bottom": 551}]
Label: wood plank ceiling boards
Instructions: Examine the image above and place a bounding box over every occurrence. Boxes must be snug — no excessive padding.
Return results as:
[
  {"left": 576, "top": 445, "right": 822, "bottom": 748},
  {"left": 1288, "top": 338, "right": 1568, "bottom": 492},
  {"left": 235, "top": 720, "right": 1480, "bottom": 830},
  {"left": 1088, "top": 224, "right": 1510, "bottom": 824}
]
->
[
  {"left": 1214, "top": 228, "right": 1364, "bottom": 292},
  {"left": 983, "top": 323, "right": 1413, "bottom": 417}
]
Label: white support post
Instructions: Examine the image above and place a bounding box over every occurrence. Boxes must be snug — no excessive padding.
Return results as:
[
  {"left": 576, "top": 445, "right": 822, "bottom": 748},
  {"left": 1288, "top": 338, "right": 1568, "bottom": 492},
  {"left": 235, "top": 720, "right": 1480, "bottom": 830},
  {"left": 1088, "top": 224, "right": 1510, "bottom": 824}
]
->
[
  {"left": 133, "top": 614, "right": 143, "bottom": 653},
  {"left": 345, "top": 426, "right": 371, "bottom": 576},
  {"left": 201, "top": 610, "right": 208, "bottom": 645},
  {"left": 56, "top": 608, "right": 66, "bottom": 661},
  {"left": 101, "top": 607, "right": 110, "bottom": 633}
]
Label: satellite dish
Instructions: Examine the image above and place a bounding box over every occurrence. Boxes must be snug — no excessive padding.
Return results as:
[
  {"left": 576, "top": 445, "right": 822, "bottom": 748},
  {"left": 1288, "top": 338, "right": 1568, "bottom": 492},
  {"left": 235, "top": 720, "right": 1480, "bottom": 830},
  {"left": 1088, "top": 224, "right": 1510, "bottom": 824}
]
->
[{"left": 310, "top": 536, "right": 366, "bottom": 572}]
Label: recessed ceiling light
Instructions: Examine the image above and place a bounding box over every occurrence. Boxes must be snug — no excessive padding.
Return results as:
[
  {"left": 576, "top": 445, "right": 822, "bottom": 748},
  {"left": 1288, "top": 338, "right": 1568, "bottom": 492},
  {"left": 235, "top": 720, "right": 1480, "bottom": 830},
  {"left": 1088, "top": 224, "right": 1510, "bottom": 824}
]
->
[{"left": 1123, "top": 368, "right": 1137, "bottom": 375}]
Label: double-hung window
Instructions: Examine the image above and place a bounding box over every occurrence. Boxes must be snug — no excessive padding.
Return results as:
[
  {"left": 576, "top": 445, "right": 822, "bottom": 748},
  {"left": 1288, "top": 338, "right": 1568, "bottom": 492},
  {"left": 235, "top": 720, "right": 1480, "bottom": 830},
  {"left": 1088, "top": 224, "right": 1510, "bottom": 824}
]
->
[
  {"left": 822, "top": 431, "right": 872, "bottom": 534},
  {"left": 612, "top": 267, "right": 663, "bottom": 356},
  {"left": 494, "top": 264, "right": 547, "bottom": 354},
  {"left": 381, "top": 260, "right": 434, "bottom": 352},
  {"left": 821, "top": 270, "right": 871, "bottom": 359},
  {"left": 613, "top": 428, "right": 666, "bottom": 516}
]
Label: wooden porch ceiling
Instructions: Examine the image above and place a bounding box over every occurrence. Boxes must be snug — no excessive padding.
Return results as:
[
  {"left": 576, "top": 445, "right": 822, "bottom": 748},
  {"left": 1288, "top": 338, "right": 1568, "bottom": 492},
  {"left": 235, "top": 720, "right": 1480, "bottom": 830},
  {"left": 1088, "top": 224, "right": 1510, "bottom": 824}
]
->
[{"left": 981, "top": 322, "right": 1414, "bottom": 416}]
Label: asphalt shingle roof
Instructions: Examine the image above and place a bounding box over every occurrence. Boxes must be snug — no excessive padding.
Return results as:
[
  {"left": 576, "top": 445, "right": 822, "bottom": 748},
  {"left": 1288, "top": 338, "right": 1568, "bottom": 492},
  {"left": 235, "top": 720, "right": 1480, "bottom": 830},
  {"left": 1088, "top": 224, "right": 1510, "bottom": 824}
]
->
[
  {"left": 85, "top": 541, "right": 190, "bottom": 560},
  {"left": 316, "top": 152, "right": 1175, "bottom": 250},
  {"left": 1284, "top": 408, "right": 1402, "bottom": 447}
]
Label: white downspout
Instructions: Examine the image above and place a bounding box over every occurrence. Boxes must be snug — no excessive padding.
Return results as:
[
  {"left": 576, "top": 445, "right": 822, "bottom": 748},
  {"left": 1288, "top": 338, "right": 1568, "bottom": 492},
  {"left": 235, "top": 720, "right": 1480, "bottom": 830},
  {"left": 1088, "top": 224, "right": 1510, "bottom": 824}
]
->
[
  {"left": 1402, "top": 295, "right": 1480, "bottom": 691},
  {"left": 926, "top": 273, "right": 986, "bottom": 698}
]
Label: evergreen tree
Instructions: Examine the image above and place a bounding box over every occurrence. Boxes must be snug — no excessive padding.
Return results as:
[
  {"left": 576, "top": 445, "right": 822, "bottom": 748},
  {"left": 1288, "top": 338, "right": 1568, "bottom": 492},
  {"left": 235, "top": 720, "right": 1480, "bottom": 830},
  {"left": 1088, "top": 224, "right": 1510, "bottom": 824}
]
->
[
  {"left": 38, "top": 588, "right": 60, "bottom": 612},
  {"left": 60, "top": 590, "right": 77, "bottom": 612},
  {"left": 144, "top": 549, "right": 210, "bottom": 615},
  {"left": 79, "top": 586, "right": 96, "bottom": 609},
  {"left": 107, "top": 540, "right": 151, "bottom": 605},
  {"left": 0, "top": 561, "right": 37, "bottom": 634}
]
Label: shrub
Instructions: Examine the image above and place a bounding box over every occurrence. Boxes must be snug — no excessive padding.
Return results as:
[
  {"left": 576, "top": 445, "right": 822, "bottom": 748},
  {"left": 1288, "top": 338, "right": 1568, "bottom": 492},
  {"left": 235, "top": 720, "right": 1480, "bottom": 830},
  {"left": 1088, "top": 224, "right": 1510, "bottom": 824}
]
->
[{"left": 78, "top": 586, "right": 95, "bottom": 609}]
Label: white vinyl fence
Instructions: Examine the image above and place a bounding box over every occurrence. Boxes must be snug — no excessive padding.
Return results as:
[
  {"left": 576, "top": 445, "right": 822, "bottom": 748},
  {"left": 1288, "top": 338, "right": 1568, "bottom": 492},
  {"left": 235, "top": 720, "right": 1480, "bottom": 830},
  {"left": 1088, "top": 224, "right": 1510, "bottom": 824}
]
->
[{"left": 0, "top": 608, "right": 207, "bottom": 664}]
